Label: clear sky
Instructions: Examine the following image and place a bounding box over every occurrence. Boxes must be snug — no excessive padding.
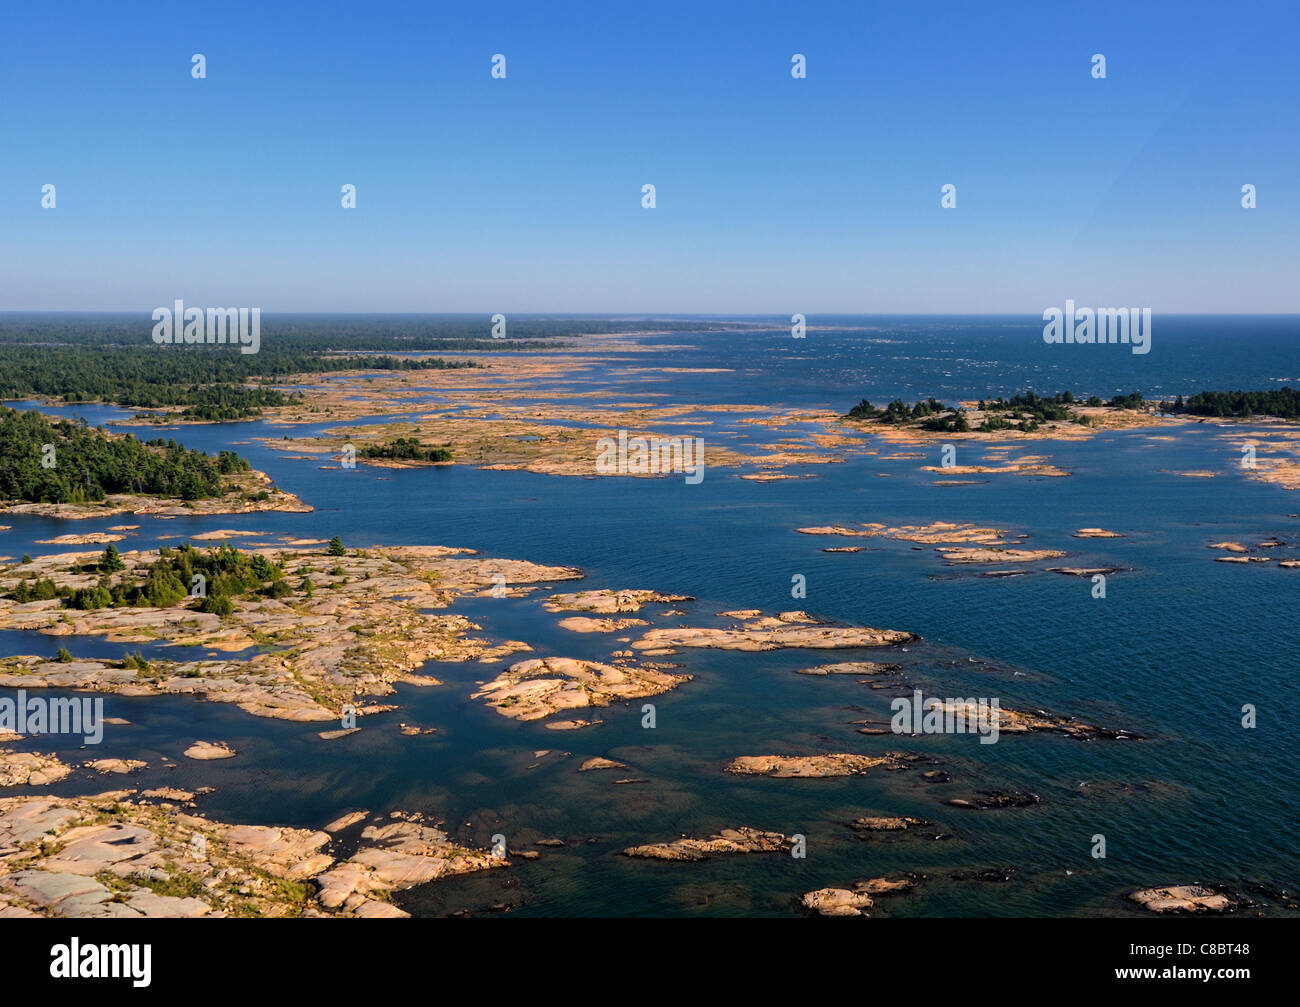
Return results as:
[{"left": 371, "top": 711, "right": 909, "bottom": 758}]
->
[{"left": 2, "top": 0, "right": 1297, "bottom": 313}]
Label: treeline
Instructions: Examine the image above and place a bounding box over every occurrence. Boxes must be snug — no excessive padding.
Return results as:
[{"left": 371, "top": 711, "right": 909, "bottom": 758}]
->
[
  {"left": 845, "top": 390, "right": 1155, "bottom": 434},
  {"left": 0, "top": 405, "right": 247, "bottom": 503},
  {"left": 0, "top": 314, "right": 733, "bottom": 353},
  {"left": 11, "top": 539, "right": 347, "bottom": 617},
  {"left": 0, "top": 343, "right": 480, "bottom": 418},
  {"left": 975, "top": 390, "right": 1146, "bottom": 430},
  {"left": 0, "top": 314, "right": 755, "bottom": 418},
  {"left": 847, "top": 397, "right": 950, "bottom": 422},
  {"left": 1159, "top": 388, "right": 1300, "bottom": 418},
  {"left": 978, "top": 391, "right": 1078, "bottom": 420},
  {"left": 13, "top": 543, "right": 283, "bottom": 613},
  {"left": 359, "top": 437, "right": 453, "bottom": 462},
  {"left": 847, "top": 397, "right": 972, "bottom": 431}
]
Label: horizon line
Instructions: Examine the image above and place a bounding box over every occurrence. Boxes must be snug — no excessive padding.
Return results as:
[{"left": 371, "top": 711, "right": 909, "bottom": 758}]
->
[{"left": 2, "top": 310, "right": 1298, "bottom": 319}]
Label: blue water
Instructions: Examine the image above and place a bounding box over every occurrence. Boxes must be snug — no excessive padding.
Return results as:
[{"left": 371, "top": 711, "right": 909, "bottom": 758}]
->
[{"left": 2, "top": 315, "right": 1297, "bottom": 917}]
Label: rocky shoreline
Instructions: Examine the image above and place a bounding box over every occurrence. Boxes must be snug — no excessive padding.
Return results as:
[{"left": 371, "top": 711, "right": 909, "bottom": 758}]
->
[
  {"left": 0, "top": 792, "right": 503, "bottom": 918},
  {"left": 472, "top": 656, "right": 692, "bottom": 727},
  {"left": 0, "top": 469, "right": 311, "bottom": 521},
  {"left": 0, "top": 543, "right": 581, "bottom": 721}
]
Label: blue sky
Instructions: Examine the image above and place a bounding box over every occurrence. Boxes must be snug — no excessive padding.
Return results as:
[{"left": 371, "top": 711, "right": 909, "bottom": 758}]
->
[{"left": 2, "top": 0, "right": 1297, "bottom": 312}]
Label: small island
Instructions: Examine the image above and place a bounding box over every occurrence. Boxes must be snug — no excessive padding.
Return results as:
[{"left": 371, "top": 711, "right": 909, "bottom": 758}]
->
[{"left": 0, "top": 405, "right": 308, "bottom": 519}]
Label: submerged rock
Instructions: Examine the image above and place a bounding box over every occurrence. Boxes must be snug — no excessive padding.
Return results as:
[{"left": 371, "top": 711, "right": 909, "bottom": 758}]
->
[
  {"left": 579, "top": 757, "right": 628, "bottom": 772},
  {"left": 624, "top": 827, "right": 790, "bottom": 862},
  {"left": 797, "top": 661, "right": 902, "bottom": 676},
  {"left": 1128, "top": 885, "right": 1235, "bottom": 913},
  {"left": 905, "top": 701, "right": 1143, "bottom": 741},
  {"left": 801, "top": 877, "right": 916, "bottom": 917},
  {"left": 726, "top": 752, "right": 920, "bottom": 778},
  {"left": 183, "top": 741, "right": 236, "bottom": 761},
  {"left": 141, "top": 787, "right": 195, "bottom": 803},
  {"left": 544, "top": 589, "right": 692, "bottom": 614},
  {"left": 937, "top": 546, "right": 1066, "bottom": 564},
  {"left": 473, "top": 656, "right": 691, "bottom": 724},
  {"left": 946, "top": 790, "right": 1041, "bottom": 809},
  {"left": 323, "top": 810, "right": 368, "bottom": 833},
  {"left": 801, "top": 887, "right": 874, "bottom": 917},
  {"left": 557, "top": 616, "right": 648, "bottom": 633},
  {"left": 317, "top": 727, "right": 360, "bottom": 740},
  {"left": 797, "top": 521, "right": 1008, "bottom": 545},
  {"left": 634, "top": 613, "right": 913, "bottom": 653},
  {"left": 84, "top": 759, "right": 146, "bottom": 775},
  {"left": 849, "top": 815, "right": 931, "bottom": 833},
  {"left": 952, "top": 866, "right": 1017, "bottom": 883}
]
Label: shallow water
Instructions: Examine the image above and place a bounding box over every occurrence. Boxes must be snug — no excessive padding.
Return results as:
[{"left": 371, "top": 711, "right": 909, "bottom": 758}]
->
[{"left": 3, "top": 316, "right": 1297, "bottom": 916}]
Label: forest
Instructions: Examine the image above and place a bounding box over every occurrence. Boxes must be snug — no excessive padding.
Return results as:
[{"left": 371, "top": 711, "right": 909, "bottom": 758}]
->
[
  {"left": 12, "top": 542, "right": 285, "bottom": 613},
  {"left": 0, "top": 341, "right": 480, "bottom": 419},
  {"left": 846, "top": 397, "right": 952, "bottom": 422},
  {"left": 845, "top": 387, "right": 1300, "bottom": 433},
  {"left": 0, "top": 405, "right": 246, "bottom": 503},
  {"left": 1159, "top": 388, "right": 1300, "bottom": 418},
  {"left": 0, "top": 313, "right": 735, "bottom": 352},
  {"left": 359, "top": 437, "right": 454, "bottom": 462}
]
